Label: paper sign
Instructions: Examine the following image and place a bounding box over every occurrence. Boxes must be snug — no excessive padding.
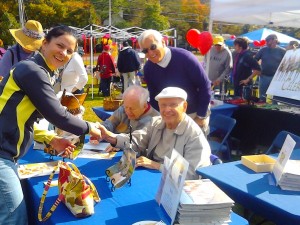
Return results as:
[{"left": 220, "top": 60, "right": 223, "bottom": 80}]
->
[
  {"left": 267, "top": 49, "right": 300, "bottom": 101},
  {"left": 156, "top": 149, "right": 189, "bottom": 225},
  {"left": 273, "top": 134, "right": 296, "bottom": 185}
]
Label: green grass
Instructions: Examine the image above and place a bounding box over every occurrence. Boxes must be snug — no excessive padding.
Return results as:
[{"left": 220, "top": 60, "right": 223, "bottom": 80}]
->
[
  {"left": 82, "top": 75, "right": 121, "bottom": 122},
  {"left": 82, "top": 75, "right": 104, "bottom": 122},
  {"left": 82, "top": 85, "right": 103, "bottom": 122}
]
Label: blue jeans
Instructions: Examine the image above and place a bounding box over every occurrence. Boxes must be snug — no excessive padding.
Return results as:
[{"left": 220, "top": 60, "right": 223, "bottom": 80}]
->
[
  {"left": 259, "top": 75, "right": 273, "bottom": 101},
  {"left": 0, "top": 158, "right": 28, "bottom": 225}
]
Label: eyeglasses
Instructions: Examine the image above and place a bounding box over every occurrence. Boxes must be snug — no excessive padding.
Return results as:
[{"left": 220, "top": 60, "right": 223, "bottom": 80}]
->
[
  {"left": 142, "top": 43, "right": 157, "bottom": 54},
  {"left": 158, "top": 101, "right": 184, "bottom": 109}
]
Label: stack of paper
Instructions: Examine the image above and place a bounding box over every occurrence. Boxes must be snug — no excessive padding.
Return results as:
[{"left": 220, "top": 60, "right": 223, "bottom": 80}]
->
[
  {"left": 277, "top": 160, "right": 300, "bottom": 191},
  {"left": 18, "top": 161, "right": 59, "bottom": 179},
  {"left": 176, "top": 179, "right": 234, "bottom": 225},
  {"left": 272, "top": 134, "right": 300, "bottom": 191}
]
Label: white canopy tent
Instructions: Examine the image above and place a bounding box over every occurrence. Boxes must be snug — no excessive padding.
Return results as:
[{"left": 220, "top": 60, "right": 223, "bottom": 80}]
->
[
  {"left": 209, "top": 0, "right": 300, "bottom": 28},
  {"left": 70, "top": 24, "right": 176, "bottom": 42},
  {"left": 70, "top": 24, "right": 176, "bottom": 98},
  {"left": 209, "top": 0, "right": 300, "bottom": 104}
]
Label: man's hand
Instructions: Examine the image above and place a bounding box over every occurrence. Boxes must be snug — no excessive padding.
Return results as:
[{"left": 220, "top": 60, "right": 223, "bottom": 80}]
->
[
  {"left": 136, "top": 156, "right": 161, "bottom": 170},
  {"left": 49, "top": 136, "right": 75, "bottom": 158},
  {"left": 213, "top": 80, "right": 221, "bottom": 86},
  {"left": 88, "top": 122, "right": 103, "bottom": 142},
  {"left": 95, "top": 122, "right": 117, "bottom": 145},
  {"left": 105, "top": 145, "right": 120, "bottom": 152},
  {"left": 194, "top": 116, "right": 206, "bottom": 128},
  {"left": 239, "top": 78, "right": 250, "bottom": 85}
]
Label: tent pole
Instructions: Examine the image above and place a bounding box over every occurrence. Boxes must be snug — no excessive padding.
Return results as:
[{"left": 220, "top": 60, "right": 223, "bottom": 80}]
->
[
  {"left": 206, "top": 8, "right": 214, "bottom": 76},
  {"left": 90, "top": 25, "right": 94, "bottom": 99},
  {"left": 174, "top": 29, "right": 177, "bottom": 47}
]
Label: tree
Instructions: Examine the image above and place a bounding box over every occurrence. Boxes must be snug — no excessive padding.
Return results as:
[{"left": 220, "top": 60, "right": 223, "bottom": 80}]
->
[
  {"left": 141, "top": 2, "right": 169, "bottom": 30},
  {"left": 0, "top": 12, "right": 19, "bottom": 46}
]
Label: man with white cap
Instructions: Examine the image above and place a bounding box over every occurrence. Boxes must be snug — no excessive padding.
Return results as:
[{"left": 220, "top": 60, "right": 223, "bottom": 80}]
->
[
  {"left": 0, "top": 20, "right": 44, "bottom": 79},
  {"left": 98, "top": 87, "right": 211, "bottom": 180}
]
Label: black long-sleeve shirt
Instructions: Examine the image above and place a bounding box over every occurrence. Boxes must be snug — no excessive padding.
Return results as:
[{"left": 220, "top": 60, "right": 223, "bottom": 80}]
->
[{"left": 0, "top": 53, "right": 89, "bottom": 161}]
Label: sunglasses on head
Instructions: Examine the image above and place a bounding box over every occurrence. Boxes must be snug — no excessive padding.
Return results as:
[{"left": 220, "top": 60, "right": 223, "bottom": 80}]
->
[{"left": 142, "top": 43, "right": 157, "bottom": 54}]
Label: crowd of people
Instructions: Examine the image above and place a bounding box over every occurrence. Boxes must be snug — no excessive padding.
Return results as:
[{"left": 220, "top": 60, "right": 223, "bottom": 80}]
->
[{"left": 0, "top": 19, "right": 298, "bottom": 225}]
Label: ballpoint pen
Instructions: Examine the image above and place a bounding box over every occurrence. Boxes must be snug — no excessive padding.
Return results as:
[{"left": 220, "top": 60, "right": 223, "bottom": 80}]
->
[{"left": 57, "top": 150, "right": 65, "bottom": 157}]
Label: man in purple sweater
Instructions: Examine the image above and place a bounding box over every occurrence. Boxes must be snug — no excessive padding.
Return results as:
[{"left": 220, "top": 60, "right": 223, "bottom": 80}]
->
[{"left": 138, "top": 29, "right": 211, "bottom": 134}]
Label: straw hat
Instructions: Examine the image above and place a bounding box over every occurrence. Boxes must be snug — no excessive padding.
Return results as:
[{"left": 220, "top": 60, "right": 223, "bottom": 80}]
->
[{"left": 9, "top": 20, "right": 44, "bottom": 52}]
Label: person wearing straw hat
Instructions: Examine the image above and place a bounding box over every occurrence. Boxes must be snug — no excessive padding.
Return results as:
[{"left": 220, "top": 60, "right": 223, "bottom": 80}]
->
[{"left": 0, "top": 20, "right": 44, "bottom": 79}]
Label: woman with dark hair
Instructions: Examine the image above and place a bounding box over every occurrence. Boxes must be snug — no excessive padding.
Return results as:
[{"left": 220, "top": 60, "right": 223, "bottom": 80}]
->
[{"left": 0, "top": 25, "right": 102, "bottom": 225}]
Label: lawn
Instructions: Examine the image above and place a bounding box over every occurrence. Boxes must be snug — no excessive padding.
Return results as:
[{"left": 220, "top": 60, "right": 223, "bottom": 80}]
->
[{"left": 82, "top": 76, "right": 103, "bottom": 122}]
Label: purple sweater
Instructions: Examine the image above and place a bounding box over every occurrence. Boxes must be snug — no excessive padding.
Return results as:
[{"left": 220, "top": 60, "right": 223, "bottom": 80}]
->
[{"left": 144, "top": 47, "right": 211, "bottom": 117}]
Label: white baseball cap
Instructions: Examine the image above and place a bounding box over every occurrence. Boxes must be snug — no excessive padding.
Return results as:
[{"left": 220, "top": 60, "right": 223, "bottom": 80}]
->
[{"left": 155, "top": 87, "right": 187, "bottom": 101}]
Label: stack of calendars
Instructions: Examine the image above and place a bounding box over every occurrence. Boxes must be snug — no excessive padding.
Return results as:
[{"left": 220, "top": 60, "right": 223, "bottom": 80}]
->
[
  {"left": 176, "top": 179, "right": 234, "bottom": 225},
  {"left": 276, "top": 160, "right": 300, "bottom": 191}
]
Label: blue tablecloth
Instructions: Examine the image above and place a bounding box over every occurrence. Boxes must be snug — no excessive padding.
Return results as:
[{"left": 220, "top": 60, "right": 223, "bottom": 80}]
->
[
  {"left": 92, "top": 106, "right": 113, "bottom": 121},
  {"left": 210, "top": 103, "right": 238, "bottom": 122},
  {"left": 196, "top": 150, "right": 300, "bottom": 225},
  {"left": 20, "top": 143, "right": 248, "bottom": 225},
  {"left": 92, "top": 103, "right": 238, "bottom": 122}
]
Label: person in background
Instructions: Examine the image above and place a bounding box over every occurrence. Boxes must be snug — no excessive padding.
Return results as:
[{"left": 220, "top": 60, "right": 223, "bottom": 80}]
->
[
  {"left": 286, "top": 40, "right": 299, "bottom": 50},
  {"left": 232, "top": 37, "right": 261, "bottom": 97},
  {"left": 99, "top": 87, "right": 211, "bottom": 180},
  {"left": 117, "top": 41, "right": 141, "bottom": 92},
  {"left": 60, "top": 46, "right": 88, "bottom": 94},
  {"left": 205, "top": 35, "right": 232, "bottom": 94},
  {"left": 101, "top": 85, "right": 159, "bottom": 152},
  {"left": 0, "top": 20, "right": 44, "bottom": 79},
  {"left": 255, "top": 34, "right": 286, "bottom": 102},
  {"left": 95, "top": 44, "right": 115, "bottom": 97},
  {"left": 0, "top": 39, "right": 6, "bottom": 62},
  {"left": 137, "top": 29, "right": 211, "bottom": 135},
  {"left": 0, "top": 25, "right": 102, "bottom": 225}
]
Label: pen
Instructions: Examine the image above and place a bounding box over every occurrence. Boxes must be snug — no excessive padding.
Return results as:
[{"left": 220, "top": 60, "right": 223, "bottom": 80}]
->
[{"left": 57, "top": 151, "right": 65, "bottom": 157}]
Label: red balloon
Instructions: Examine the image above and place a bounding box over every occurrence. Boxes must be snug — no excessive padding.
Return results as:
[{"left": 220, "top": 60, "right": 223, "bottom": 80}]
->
[
  {"left": 230, "top": 35, "right": 236, "bottom": 40},
  {"left": 198, "top": 31, "right": 213, "bottom": 55},
  {"left": 260, "top": 40, "right": 266, "bottom": 46},
  {"left": 186, "top": 29, "right": 201, "bottom": 48},
  {"left": 253, "top": 40, "right": 260, "bottom": 47}
]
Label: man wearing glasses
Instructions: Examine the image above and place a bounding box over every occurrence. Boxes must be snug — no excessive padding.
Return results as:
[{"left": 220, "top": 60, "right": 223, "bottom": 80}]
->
[
  {"left": 255, "top": 34, "right": 286, "bottom": 102},
  {"left": 137, "top": 29, "right": 211, "bottom": 135}
]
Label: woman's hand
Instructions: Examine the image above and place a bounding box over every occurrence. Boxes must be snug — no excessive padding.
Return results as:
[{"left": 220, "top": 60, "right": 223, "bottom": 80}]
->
[{"left": 49, "top": 136, "right": 75, "bottom": 158}]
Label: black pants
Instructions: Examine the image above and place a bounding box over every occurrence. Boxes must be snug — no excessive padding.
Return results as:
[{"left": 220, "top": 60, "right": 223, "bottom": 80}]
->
[{"left": 100, "top": 77, "right": 111, "bottom": 97}]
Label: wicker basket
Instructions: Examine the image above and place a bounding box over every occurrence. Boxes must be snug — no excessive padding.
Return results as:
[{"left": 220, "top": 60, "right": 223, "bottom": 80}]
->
[
  {"left": 103, "top": 83, "right": 123, "bottom": 111},
  {"left": 103, "top": 97, "right": 123, "bottom": 111}
]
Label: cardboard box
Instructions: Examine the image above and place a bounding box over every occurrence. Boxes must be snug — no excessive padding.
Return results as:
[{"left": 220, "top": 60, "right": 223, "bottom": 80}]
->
[{"left": 241, "top": 155, "right": 276, "bottom": 172}]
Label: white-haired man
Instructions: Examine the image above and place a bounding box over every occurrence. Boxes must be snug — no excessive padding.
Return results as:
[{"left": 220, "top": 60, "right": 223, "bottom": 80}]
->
[
  {"left": 101, "top": 85, "right": 159, "bottom": 151},
  {"left": 137, "top": 29, "right": 211, "bottom": 135},
  {"left": 101, "top": 85, "right": 159, "bottom": 133},
  {"left": 98, "top": 87, "right": 211, "bottom": 180}
]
